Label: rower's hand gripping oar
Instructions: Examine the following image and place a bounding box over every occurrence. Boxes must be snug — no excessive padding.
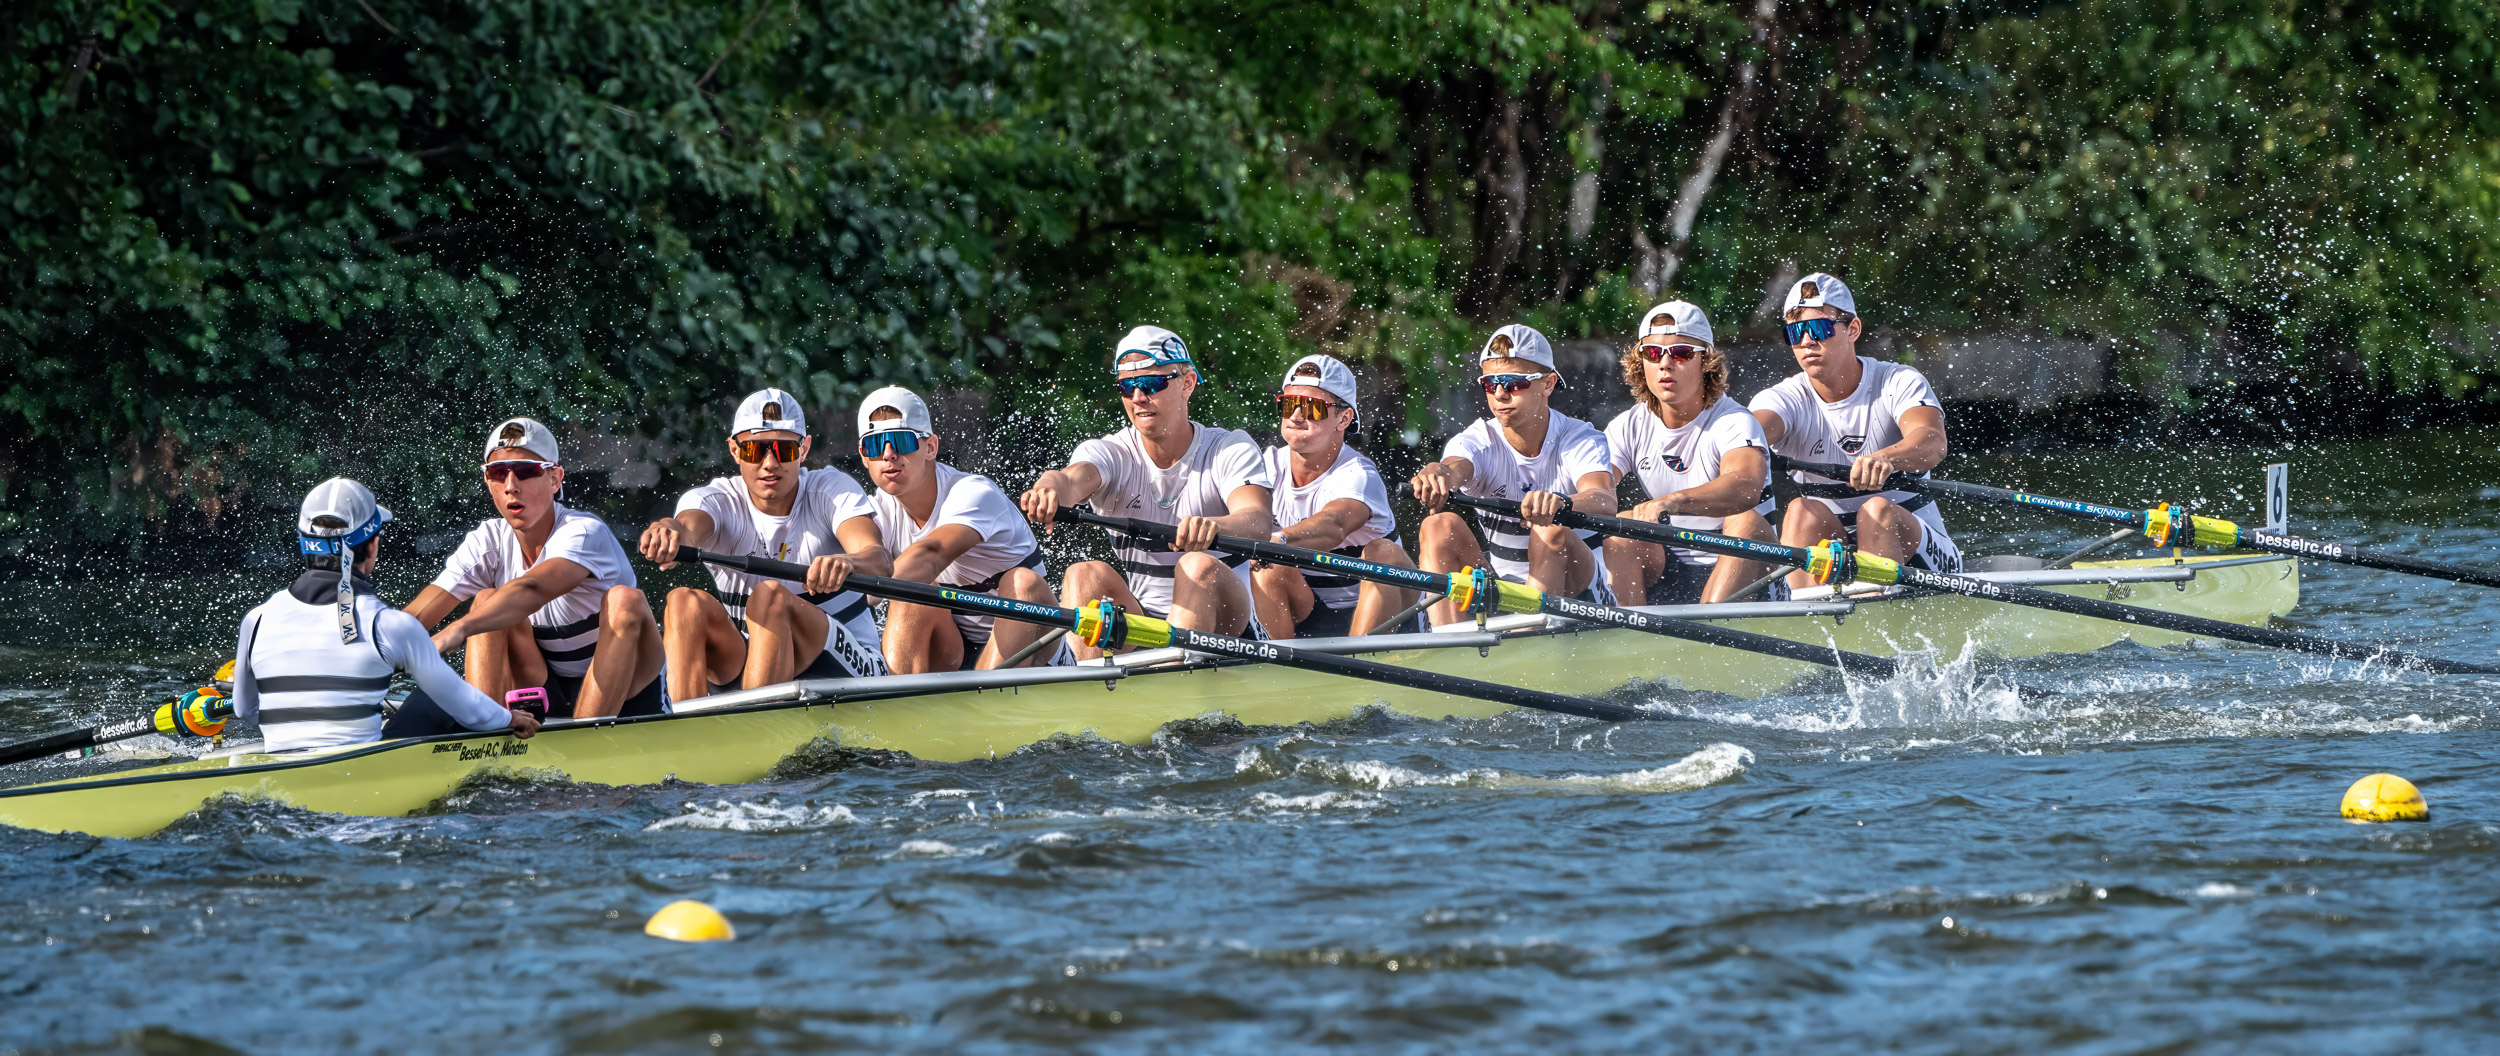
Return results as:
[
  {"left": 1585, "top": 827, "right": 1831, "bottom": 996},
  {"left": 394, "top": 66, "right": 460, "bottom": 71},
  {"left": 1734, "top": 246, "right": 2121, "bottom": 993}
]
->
[
  {"left": 1055, "top": 505, "right": 1914, "bottom": 682},
  {"left": 1771, "top": 454, "right": 2500, "bottom": 591},
  {"left": 0, "top": 662, "right": 238, "bottom": 768},
  {"left": 672, "top": 547, "right": 1661, "bottom": 723},
  {"left": 1430, "top": 490, "right": 2500, "bottom": 676}
]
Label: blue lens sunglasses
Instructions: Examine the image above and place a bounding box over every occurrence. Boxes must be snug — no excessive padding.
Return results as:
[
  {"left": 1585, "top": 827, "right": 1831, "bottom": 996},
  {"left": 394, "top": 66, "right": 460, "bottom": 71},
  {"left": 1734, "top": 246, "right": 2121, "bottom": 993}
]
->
[
  {"left": 1116, "top": 372, "right": 1182, "bottom": 398},
  {"left": 1783, "top": 317, "right": 1844, "bottom": 346},
  {"left": 859, "top": 430, "right": 925, "bottom": 458}
]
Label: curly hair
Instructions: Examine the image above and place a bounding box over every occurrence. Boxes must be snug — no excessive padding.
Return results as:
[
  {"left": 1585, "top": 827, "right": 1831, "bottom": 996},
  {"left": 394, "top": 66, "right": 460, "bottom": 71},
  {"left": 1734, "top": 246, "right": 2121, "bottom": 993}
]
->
[{"left": 1619, "top": 340, "right": 1728, "bottom": 414}]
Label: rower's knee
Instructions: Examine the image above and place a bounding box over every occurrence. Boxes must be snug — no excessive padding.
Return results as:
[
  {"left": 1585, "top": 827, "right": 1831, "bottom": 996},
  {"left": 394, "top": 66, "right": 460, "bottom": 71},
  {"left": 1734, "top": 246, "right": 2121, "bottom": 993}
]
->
[
  {"left": 1174, "top": 551, "right": 1231, "bottom": 591},
  {"left": 1358, "top": 537, "right": 1414, "bottom": 568},
  {"left": 1060, "top": 560, "right": 1120, "bottom": 602},
  {"left": 1419, "top": 512, "right": 1472, "bottom": 563},
  {"left": 746, "top": 579, "right": 794, "bottom": 621},
  {"left": 602, "top": 585, "right": 653, "bottom": 630},
  {"left": 1529, "top": 522, "right": 1578, "bottom": 548},
  {"left": 996, "top": 566, "right": 1051, "bottom": 603},
  {"left": 665, "top": 586, "right": 712, "bottom": 623},
  {"left": 1721, "top": 509, "right": 1774, "bottom": 541}
]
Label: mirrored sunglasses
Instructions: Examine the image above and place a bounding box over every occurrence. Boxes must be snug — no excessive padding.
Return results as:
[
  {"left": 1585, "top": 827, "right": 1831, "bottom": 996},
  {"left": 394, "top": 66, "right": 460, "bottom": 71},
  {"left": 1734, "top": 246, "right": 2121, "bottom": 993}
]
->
[
  {"left": 734, "top": 438, "right": 804, "bottom": 464},
  {"left": 481, "top": 459, "right": 555, "bottom": 483},
  {"left": 1275, "top": 394, "right": 1346, "bottom": 422},
  {"left": 1640, "top": 342, "right": 1704, "bottom": 364},
  {"left": 859, "top": 430, "right": 925, "bottom": 459},
  {"left": 1116, "top": 372, "right": 1181, "bottom": 398},
  {"left": 1479, "top": 372, "right": 1549, "bottom": 396},
  {"left": 1783, "top": 317, "right": 1841, "bottom": 346}
]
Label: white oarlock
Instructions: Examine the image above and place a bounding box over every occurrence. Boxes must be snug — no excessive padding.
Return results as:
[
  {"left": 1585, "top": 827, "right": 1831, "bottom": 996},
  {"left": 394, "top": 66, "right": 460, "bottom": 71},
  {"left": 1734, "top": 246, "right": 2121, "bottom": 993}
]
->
[{"left": 2264, "top": 462, "right": 2290, "bottom": 535}]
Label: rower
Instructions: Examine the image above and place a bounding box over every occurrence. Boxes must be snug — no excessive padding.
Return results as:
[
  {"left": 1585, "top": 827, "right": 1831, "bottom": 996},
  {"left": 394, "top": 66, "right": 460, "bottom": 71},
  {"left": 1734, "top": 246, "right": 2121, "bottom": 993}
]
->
[
  {"left": 1019, "top": 325, "right": 1276, "bottom": 660},
  {"left": 1749, "top": 272, "right": 1961, "bottom": 588},
  {"left": 1408, "top": 324, "right": 1619, "bottom": 626},
  {"left": 637, "top": 389, "right": 891, "bottom": 702},
  {"left": 1250, "top": 354, "right": 1419, "bottom": 639},
  {"left": 233, "top": 478, "right": 536, "bottom": 752},
  {"left": 853, "top": 386, "right": 1059, "bottom": 672},
  {"left": 1600, "top": 301, "right": 1779, "bottom": 604},
  {"left": 404, "top": 417, "right": 666, "bottom": 719}
]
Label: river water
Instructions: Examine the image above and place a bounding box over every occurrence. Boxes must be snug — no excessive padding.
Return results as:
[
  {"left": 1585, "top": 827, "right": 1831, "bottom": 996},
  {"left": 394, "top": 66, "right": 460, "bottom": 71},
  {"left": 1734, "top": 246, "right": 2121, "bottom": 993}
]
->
[{"left": 3, "top": 430, "right": 2496, "bottom": 1053}]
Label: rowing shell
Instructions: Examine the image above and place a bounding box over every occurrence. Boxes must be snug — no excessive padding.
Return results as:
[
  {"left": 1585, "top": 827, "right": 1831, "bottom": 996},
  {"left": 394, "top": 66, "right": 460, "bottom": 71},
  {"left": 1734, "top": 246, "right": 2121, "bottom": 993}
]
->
[{"left": 0, "top": 554, "right": 2296, "bottom": 838}]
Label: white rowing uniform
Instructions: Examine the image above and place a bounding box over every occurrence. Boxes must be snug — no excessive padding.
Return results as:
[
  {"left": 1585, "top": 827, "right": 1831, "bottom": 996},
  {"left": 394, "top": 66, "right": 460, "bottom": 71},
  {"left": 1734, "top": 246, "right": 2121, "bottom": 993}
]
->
[
  {"left": 232, "top": 571, "right": 511, "bottom": 752},
  {"left": 1749, "top": 355, "right": 1962, "bottom": 571},
  {"left": 1440, "top": 412, "right": 1617, "bottom": 601},
  {"left": 1262, "top": 444, "right": 1396, "bottom": 612},
  {"left": 429, "top": 503, "right": 639, "bottom": 679},
  {"left": 1604, "top": 395, "right": 1774, "bottom": 566},
  {"left": 674, "top": 468, "right": 886, "bottom": 678},
  {"left": 862, "top": 462, "right": 1042, "bottom": 649},
  {"left": 1070, "top": 422, "right": 1274, "bottom": 624}
]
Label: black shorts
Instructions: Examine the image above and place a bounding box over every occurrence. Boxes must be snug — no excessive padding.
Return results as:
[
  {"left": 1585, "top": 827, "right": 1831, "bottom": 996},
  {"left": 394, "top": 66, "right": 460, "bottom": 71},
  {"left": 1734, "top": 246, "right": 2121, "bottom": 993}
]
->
[
  {"left": 379, "top": 668, "right": 665, "bottom": 738},
  {"left": 1641, "top": 556, "right": 1716, "bottom": 606}
]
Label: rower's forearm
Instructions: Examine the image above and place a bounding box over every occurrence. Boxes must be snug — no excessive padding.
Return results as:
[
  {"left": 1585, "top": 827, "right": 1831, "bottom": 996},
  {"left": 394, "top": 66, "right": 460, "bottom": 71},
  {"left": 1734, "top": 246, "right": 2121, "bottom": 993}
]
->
[
  {"left": 1671, "top": 478, "right": 1765, "bottom": 518},
  {"left": 1215, "top": 508, "right": 1276, "bottom": 541},
  {"left": 847, "top": 547, "right": 895, "bottom": 579},
  {"left": 891, "top": 546, "right": 949, "bottom": 584},
  {"left": 1279, "top": 515, "right": 1351, "bottom": 552},
  {"left": 1883, "top": 432, "right": 1948, "bottom": 472},
  {"left": 456, "top": 584, "right": 552, "bottom": 635},
  {"left": 1571, "top": 488, "right": 1618, "bottom": 516}
]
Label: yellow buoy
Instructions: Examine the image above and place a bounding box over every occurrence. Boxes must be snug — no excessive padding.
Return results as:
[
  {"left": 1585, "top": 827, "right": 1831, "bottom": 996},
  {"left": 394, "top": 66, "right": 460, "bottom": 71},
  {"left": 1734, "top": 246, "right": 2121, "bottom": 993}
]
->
[
  {"left": 643, "top": 900, "right": 735, "bottom": 942},
  {"left": 2340, "top": 773, "right": 2428, "bottom": 823}
]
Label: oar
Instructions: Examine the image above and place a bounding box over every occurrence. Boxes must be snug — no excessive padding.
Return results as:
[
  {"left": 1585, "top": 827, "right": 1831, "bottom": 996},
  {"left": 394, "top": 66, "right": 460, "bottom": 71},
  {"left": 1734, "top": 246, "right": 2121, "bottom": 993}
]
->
[
  {"left": 0, "top": 665, "right": 237, "bottom": 768},
  {"left": 1772, "top": 454, "right": 2500, "bottom": 590},
  {"left": 1054, "top": 506, "right": 1911, "bottom": 682},
  {"left": 673, "top": 547, "right": 1658, "bottom": 724},
  {"left": 1431, "top": 491, "right": 2500, "bottom": 675}
]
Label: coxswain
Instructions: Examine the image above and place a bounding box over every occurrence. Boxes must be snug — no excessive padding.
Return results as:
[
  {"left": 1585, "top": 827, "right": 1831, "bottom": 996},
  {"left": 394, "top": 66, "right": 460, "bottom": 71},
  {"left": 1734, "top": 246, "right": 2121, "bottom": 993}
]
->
[
  {"left": 1019, "top": 325, "right": 1276, "bottom": 660},
  {"left": 637, "top": 390, "right": 891, "bottom": 703},
  {"left": 1249, "top": 354, "right": 1419, "bottom": 638},
  {"left": 1600, "top": 301, "right": 1780, "bottom": 604},
  {"left": 853, "top": 386, "right": 1059, "bottom": 672},
  {"left": 1408, "top": 324, "right": 1619, "bottom": 626},
  {"left": 404, "top": 417, "right": 666, "bottom": 718},
  {"left": 232, "top": 478, "right": 537, "bottom": 752},
  {"left": 1749, "top": 272, "right": 1961, "bottom": 588}
]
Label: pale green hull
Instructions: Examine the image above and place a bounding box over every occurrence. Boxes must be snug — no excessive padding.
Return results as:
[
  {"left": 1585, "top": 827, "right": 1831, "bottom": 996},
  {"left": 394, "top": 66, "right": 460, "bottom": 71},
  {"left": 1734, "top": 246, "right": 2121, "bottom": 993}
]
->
[{"left": 0, "top": 555, "right": 2299, "bottom": 838}]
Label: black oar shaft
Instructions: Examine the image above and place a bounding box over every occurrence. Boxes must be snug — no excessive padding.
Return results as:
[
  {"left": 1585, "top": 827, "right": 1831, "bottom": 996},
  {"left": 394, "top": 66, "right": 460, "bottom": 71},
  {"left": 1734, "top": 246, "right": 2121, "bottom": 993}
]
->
[
  {"left": 1773, "top": 455, "right": 2500, "bottom": 590},
  {"left": 0, "top": 703, "right": 216, "bottom": 768},
  {"left": 1058, "top": 507, "right": 1904, "bottom": 680},
  {"left": 677, "top": 548, "right": 1651, "bottom": 723},
  {"left": 1431, "top": 492, "right": 2499, "bottom": 676}
]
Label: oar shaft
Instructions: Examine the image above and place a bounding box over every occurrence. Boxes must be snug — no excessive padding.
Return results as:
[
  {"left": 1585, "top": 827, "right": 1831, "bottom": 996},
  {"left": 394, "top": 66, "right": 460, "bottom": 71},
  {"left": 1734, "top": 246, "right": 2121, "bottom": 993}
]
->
[
  {"left": 676, "top": 548, "right": 1650, "bottom": 722},
  {"left": 1773, "top": 455, "right": 2500, "bottom": 589},
  {"left": 1431, "top": 492, "right": 2499, "bottom": 675},
  {"left": 0, "top": 700, "right": 225, "bottom": 768},
  {"left": 1060, "top": 507, "right": 1904, "bottom": 680}
]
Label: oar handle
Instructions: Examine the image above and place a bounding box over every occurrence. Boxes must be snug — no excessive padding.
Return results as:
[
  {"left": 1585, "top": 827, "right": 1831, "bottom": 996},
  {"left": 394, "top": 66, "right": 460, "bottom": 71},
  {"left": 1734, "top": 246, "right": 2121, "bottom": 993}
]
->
[{"left": 1768, "top": 454, "right": 1927, "bottom": 494}]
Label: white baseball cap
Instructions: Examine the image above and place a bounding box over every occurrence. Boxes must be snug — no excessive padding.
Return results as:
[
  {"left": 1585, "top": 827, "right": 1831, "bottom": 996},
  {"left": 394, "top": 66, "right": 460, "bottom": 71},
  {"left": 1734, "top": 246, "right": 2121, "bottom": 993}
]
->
[
  {"left": 482, "top": 417, "right": 560, "bottom": 464},
  {"left": 1638, "top": 301, "right": 1715, "bottom": 347},
  {"left": 296, "top": 477, "right": 392, "bottom": 549},
  {"left": 857, "top": 385, "right": 936, "bottom": 436},
  {"left": 732, "top": 388, "right": 808, "bottom": 437},
  {"left": 1479, "top": 324, "right": 1563, "bottom": 386},
  {"left": 1277, "top": 354, "right": 1359, "bottom": 418},
  {"left": 1783, "top": 272, "right": 1858, "bottom": 317},
  {"left": 1111, "top": 325, "right": 1194, "bottom": 374}
]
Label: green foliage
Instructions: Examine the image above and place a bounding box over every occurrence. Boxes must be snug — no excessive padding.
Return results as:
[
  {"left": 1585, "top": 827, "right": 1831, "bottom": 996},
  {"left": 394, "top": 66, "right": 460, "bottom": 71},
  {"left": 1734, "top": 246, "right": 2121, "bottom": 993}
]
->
[{"left": 3, "top": 0, "right": 2496, "bottom": 554}]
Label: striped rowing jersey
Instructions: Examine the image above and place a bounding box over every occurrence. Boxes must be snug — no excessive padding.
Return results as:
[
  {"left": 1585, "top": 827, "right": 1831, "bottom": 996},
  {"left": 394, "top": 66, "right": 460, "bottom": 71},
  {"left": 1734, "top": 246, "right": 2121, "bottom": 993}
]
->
[
  {"left": 674, "top": 468, "right": 881, "bottom": 649},
  {"left": 1441, "top": 412, "right": 1615, "bottom": 585},
  {"left": 1070, "top": 422, "right": 1273, "bottom": 616},
  {"left": 429, "top": 504, "right": 637, "bottom": 679},
  {"left": 233, "top": 571, "right": 511, "bottom": 752},
  {"left": 1262, "top": 444, "right": 1396, "bottom": 611}
]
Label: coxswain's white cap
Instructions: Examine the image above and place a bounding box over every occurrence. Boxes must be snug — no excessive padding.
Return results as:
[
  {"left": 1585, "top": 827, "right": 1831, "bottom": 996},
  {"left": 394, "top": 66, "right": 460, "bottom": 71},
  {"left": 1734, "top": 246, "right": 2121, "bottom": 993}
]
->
[
  {"left": 297, "top": 477, "right": 391, "bottom": 550},
  {"left": 857, "top": 385, "right": 936, "bottom": 437},
  {"left": 482, "top": 417, "right": 560, "bottom": 465},
  {"left": 1783, "top": 272, "right": 1858, "bottom": 317},
  {"left": 732, "top": 388, "right": 808, "bottom": 437},
  {"left": 1278, "top": 354, "right": 1359, "bottom": 419},
  {"left": 1112, "top": 325, "right": 1194, "bottom": 374},
  {"left": 1479, "top": 324, "right": 1564, "bottom": 386},
  {"left": 1639, "top": 301, "right": 1715, "bottom": 347}
]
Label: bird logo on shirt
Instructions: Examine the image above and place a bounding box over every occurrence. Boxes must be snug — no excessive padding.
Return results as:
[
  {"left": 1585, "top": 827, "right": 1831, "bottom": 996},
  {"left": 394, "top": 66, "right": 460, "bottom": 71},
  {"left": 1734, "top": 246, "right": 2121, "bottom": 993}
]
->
[
  {"left": 1839, "top": 434, "right": 1867, "bottom": 455},
  {"left": 1658, "top": 452, "right": 1688, "bottom": 473}
]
